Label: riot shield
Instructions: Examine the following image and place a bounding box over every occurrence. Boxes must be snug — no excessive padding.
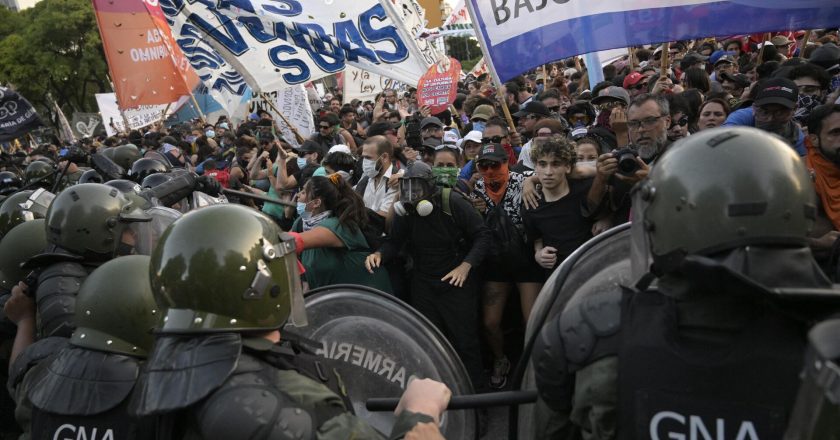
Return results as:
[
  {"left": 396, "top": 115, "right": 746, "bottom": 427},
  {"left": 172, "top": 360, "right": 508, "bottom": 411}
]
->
[
  {"left": 511, "top": 223, "right": 632, "bottom": 439},
  {"left": 291, "top": 285, "right": 477, "bottom": 439}
]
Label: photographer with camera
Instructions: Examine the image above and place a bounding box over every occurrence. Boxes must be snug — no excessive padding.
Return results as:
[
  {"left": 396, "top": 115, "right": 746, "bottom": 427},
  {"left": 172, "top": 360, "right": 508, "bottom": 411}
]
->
[{"left": 588, "top": 94, "right": 666, "bottom": 227}]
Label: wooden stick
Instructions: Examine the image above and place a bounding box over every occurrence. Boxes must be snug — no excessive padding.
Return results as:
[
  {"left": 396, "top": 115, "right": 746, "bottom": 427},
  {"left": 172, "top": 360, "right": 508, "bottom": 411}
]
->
[
  {"left": 660, "top": 43, "right": 670, "bottom": 79},
  {"left": 628, "top": 47, "right": 636, "bottom": 70},
  {"left": 496, "top": 88, "right": 516, "bottom": 133},
  {"left": 160, "top": 102, "right": 172, "bottom": 123},
  {"left": 261, "top": 92, "right": 305, "bottom": 145},
  {"left": 188, "top": 92, "right": 206, "bottom": 123},
  {"left": 757, "top": 33, "right": 770, "bottom": 64},
  {"left": 798, "top": 30, "right": 813, "bottom": 55},
  {"left": 542, "top": 64, "right": 548, "bottom": 86}
]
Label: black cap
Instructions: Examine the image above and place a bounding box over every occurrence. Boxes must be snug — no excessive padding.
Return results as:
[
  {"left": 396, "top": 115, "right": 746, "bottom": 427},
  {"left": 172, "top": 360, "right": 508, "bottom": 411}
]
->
[
  {"left": 420, "top": 116, "right": 444, "bottom": 130},
  {"left": 680, "top": 52, "right": 708, "bottom": 70},
  {"left": 366, "top": 121, "right": 401, "bottom": 137},
  {"left": 753, "top": 78, "right": 798, "bottom": 109},
  {"left": 422, "top": 137, "right": 442, "bottom": 149},
  {"left": 297, "top": 140, "right": 321, "bottom": 154},
  {"left": 718, "top": 72, "right": 750, "bottom": 88},
  {"left": 513, "top": 101, "right": 551, "bottom": 118},
  {"left": 477, "top": 143, "right": 508, "bottom": 163}
]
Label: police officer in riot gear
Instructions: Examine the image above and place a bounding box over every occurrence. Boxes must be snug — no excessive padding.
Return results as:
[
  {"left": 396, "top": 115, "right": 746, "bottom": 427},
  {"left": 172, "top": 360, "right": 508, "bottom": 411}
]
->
[
  {"left": 0, "top": 189, "right": 52, "bottom": 238},
  {"left": 532, "top": 127, "right": 840, "bottom": 439},
  {"left": 0, "top": 219, "right": 48, "bottom": 439},
  {"left": 23, "top": 160, "right": 55, "bottom": 190},
  {"left": 10, "top": 255, "right": 158, "bottom": 440},
  {"left": 128, "top": 157, "right": 170, "bottom": 183},
  {"left": 130, "top": 204, "right": 451, "bottom": 439},
  {"left": 29, "top": 183, "right": 153, "bottom": 339}
]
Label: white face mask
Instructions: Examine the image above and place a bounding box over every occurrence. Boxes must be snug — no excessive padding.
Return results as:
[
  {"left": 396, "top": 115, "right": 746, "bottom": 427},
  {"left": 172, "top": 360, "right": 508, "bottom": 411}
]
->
[
  {"left": 577, "top": 160, "right": 597, "bottom": 168},
  {"left": 362, "top": 158, "right": 379, "bottom": 178}
]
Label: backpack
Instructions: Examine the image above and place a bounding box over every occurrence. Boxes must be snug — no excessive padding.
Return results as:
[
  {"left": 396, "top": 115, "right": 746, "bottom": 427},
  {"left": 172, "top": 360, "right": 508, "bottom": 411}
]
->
[{"left": 484, "top": 200, "right": 528, "bottom": 266}]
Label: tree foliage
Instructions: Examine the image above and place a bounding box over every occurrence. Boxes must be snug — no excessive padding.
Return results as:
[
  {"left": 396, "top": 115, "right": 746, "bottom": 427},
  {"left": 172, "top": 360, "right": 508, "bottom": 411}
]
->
[
  {"left": 0, "top": 0, "right": 109, "bottom": 128},
  {"left": 445, "top": 35, "right": 482, "bottom": 65}
]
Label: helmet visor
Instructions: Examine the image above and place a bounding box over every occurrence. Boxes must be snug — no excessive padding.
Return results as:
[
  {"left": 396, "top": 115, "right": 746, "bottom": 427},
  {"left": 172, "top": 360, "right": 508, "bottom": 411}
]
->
[
  {"left": 130, "top": 206, "right": 181, "bottom": 256},
  {"left": 630, "top": 186, "right": 653, "bottom": 285}
]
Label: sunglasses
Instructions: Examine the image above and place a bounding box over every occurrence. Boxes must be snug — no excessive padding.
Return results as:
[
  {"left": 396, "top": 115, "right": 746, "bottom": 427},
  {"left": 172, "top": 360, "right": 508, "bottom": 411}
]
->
[
  {"left": 481, "top": 135, "right": 505, "bottom": 144},
  {"left": 319, "top": 125, "right": 331, "bottom": 129},
  {"left": 547, "top": 106, "right": 561, "bottom": 112},
  {"left": 477, "top": 161, "right": 502, "bottom": 170},
  {"left": 669, "top": 116, "right": 689, "bottom": 129},
  {"left": 471, "top": 118, "right": 487, "bottom": 123}
]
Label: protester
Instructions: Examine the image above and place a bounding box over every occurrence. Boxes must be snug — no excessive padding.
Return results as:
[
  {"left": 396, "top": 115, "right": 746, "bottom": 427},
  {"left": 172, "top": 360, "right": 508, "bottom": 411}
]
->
[
  {"left": 290, "top": 174, "right": 390, "bottom": 291},
  {"left": 723, "top": 78, "right": 807, "bottom": 155},
  {"left": 469, "top": 143, "right": 542, "bottom": 389},
  {"left": 366, "top": 162, "right": 492, "bottom": 390},
  {"left": 697, "top": 98, "right": 731, "bottom": 131}
]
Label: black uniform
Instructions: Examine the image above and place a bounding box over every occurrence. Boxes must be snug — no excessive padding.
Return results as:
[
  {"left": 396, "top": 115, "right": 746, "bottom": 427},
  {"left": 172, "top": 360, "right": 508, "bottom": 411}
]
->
[{"left": 379, "top": 189, "right": 492, "bottom": 389}]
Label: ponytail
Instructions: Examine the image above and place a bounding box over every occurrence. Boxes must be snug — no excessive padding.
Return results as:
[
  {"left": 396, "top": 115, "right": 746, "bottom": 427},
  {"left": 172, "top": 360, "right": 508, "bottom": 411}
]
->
[{"left": 306, "top": 174, "right": 368, "bottom": 231}]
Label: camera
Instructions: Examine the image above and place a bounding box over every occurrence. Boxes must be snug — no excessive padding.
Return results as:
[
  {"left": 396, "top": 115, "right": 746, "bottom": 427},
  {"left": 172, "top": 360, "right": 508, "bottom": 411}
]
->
[
  {"left": 59, "top": 146, "right": 89, "bottom": 164},
  {"left": 405, "top": 115, "right": 423, "bottom": 150},
  {"left": 612, "top": 148, "right": 639, "bottom": 176}
]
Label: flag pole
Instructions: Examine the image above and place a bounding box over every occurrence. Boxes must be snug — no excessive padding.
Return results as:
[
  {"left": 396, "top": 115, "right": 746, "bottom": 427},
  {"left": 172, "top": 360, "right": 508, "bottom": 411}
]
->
[
  {"left": 798, "top": 30, "right": 812, "bottom": 55},
  {"left": 463, "top": 1, "right": 517, "bottom": 133},
  {"left": 261, "top": 92, "right": 305, "bottom": 145},
  {"left": 757, "top": 33, "right": 770, "bottom": 64},
  {"left": 660, "top": 43, "right": 671, "bottom": 79}
]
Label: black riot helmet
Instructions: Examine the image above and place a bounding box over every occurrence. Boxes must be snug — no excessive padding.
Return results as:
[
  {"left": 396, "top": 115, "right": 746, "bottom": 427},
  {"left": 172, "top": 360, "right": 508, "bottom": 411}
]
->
[
  {"left": 141, "top": 172, "right": 172, "bottom": 189},
  {"left": 78, "top": 169, "right": 103, "bottom": 184},
  {"left": 0, "top": 171, "right": 21, "bottom": 196},
  {"left": 129, "top": 158, "right": 170, "bottom": 183}
]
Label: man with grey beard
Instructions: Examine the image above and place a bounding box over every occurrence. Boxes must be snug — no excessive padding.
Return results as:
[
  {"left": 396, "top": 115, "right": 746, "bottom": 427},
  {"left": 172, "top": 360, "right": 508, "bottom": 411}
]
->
[
  {"left": 585, "top": 94, "right": 668, "bottom": 227},
  {"left": 627, "top": 94, "right": 672, "bottom": 162}
]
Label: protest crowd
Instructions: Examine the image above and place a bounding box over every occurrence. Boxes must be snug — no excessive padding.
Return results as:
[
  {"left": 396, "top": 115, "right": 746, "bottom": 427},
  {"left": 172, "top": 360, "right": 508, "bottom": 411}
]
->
[{"left": 2, "top": 0, "right": 840, "bottom": 438}]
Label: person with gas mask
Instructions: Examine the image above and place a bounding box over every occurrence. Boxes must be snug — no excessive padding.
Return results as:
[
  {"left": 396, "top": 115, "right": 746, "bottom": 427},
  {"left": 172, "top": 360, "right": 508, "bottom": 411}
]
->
[
  {"left": 531, "top": 127, "right": 840, "bottom": 439},
  {"left": 365, "top": 162, "right": 492, "bottom": 390},
  {"left": 129, "top": 204, "right": 450, "bottom": 438},
  {"left": 724, "top": 78, "right": 807, "bottom": 155}
]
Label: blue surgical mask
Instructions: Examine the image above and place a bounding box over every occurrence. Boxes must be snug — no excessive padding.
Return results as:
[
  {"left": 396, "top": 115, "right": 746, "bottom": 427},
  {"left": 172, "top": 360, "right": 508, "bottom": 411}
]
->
[
  {"left": 473, "top": 121, "right": 486, "bottom": 133},
  {"left": 297, "top": 157, "right": 308, "bottom": 169},
  {"left": 205, "top": 130, "right": 216, "bottom": 138},
  {"left": 186, "top": 135, "right": 197, "bottom": 143},
  {"left": 296, "top": 202, "right": 308, "bottom": 218}
]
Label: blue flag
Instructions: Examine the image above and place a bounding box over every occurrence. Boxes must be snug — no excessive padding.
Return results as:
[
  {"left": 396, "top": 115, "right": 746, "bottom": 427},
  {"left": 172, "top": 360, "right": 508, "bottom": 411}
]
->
[{"left": 467, "top": 0, "right": 840, "bottom": 83}]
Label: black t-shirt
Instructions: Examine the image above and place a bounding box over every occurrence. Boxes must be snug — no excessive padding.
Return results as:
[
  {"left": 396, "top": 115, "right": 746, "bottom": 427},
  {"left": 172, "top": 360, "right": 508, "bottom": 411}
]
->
[{"left": 523, "top": 177, "right": 594, "bottom": 267}]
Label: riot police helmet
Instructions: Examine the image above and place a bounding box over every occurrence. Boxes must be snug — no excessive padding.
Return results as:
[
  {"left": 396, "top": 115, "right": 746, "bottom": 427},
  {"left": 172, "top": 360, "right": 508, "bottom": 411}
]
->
[{"left": 151, "top": 204, "right": 306, "bottom": 334}]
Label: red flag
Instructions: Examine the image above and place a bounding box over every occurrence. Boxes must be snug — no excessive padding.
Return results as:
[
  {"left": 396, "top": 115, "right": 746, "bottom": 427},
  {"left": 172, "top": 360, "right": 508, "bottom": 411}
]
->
[{"left": 92, "top": 0, "right": 199, "bottom": 108}]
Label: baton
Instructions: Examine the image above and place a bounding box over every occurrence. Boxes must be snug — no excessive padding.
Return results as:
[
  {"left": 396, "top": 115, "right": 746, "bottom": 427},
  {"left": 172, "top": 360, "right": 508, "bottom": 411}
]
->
[
  {"left": 222, "top": 187, "right": 297, "bottom": 207},
  {"left": 365, "top": 390, "right": 538, "bottom": 411}
]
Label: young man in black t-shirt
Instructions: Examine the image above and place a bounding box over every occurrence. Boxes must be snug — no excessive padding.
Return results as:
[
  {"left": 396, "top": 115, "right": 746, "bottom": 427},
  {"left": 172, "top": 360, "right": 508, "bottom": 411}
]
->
[{"left": 523, "top": 137, "right": 595, "bottom": 273}]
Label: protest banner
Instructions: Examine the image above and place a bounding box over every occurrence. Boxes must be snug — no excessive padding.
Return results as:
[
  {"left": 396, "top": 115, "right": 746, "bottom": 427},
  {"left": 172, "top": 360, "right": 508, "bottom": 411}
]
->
[
  {"left": 466, "top": 0, "right": 840, "bottom": 83},
  {"left": 70, "top": 113, "right": 106, "bottom": 139},
  {"left": 0, "top": 87, "right": 43, "bottom": 142},
  {"left": 95, "top": 93, "right": 173, "bottom": 136},
  {"left": 343, "top": 66, "right": 409, "bottom": 103},
  {"left": 246, "top": 86, "right": 314, "bottom": 148},
  {"left": 92, "top": 0, "right": 199, "bottom": 108},
  {"left": 417, "top": 57, "right": 461, "bottom": 114},
  {"left": 151, "top": 0, "right": 438, "bottom": 97}
]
